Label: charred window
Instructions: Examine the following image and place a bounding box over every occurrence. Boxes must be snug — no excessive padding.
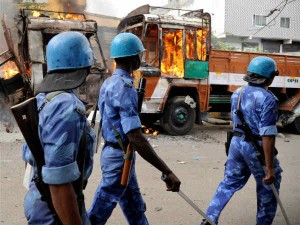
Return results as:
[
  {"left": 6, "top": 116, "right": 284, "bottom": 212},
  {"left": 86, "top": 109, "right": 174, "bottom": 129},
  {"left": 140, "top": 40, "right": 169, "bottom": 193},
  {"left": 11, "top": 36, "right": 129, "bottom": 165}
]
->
[
  {"left": 89, "top": 35, "right": 104, "bottom": 68},
  {"left": 161, "top": 28, "right": 184, "bottom": 78},
  {"left": 185, "top": 28, "right": 208, "bottom": 61},
  {"left": 186, "top": 29, "right": 196, "bottom": 60},
  {"left": 127, "top": 26, "right": 143, "bottom": 38},
  {"left": 142, "top": 24, "right": 159, "bottom": 67},
  {"left": 197, "top": 29, "right": 208, "bottom": 61}
]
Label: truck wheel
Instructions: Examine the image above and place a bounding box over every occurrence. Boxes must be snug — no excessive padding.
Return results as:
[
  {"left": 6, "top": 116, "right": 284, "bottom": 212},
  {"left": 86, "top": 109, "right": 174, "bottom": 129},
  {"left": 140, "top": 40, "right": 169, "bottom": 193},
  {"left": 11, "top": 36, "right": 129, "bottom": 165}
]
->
[
  {"left": 290, "top": 116, "right": 300, "bottom": 134},
  {"left": 160, "top": 96, "right": 196, "bottom": 135}
]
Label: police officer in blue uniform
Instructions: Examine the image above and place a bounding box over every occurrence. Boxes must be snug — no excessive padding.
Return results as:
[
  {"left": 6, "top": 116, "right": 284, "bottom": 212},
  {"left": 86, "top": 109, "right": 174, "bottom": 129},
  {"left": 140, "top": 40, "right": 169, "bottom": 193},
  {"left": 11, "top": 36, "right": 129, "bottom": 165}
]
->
[
  {"left": 22, "top": 31, "right": 95, "bottom": 225},
  {"left": 88, "top": 33, "right": 181, "bottom": 225},
  {"left": 201, "top": 56, "right": 283, "bottom": 225}
]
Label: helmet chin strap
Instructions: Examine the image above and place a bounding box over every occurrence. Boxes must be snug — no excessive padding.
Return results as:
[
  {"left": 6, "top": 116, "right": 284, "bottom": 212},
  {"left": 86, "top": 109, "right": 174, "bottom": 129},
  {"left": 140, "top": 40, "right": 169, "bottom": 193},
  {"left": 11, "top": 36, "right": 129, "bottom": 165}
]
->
[{"left": 115, "top": 55, "right": 141, "bottom": 74}]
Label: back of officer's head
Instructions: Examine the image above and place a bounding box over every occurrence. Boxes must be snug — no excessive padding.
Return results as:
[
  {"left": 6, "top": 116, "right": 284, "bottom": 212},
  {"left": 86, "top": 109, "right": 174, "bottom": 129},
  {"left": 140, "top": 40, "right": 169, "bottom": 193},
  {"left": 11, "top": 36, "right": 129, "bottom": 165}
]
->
[
  {"left": 46, "top": 31, "right": 94, "bottom": 73},
  {"left": 243, "top": 56, "right": 279, "bottom": 86},
  {"left": 37, "top": 31, "right": 94, "bottom": 93},
  {"left": 110, "top": 33, "right": 145, "bottom": 70}
]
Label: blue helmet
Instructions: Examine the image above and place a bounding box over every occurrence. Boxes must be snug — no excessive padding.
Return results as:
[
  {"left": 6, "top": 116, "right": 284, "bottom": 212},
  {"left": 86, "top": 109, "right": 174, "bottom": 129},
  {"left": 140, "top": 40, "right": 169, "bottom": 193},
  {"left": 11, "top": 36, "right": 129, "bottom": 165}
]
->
[
  {"left": 110, "top": 33, "right": 145, "bottom": 58},
  {"left": 247, "top": 56, "right": 278, "bottom": 78},
  {"left": 37, "top": 32, "right": 94, "bottom": 93},
  {"left": 46, "top": 31, "right": 94, "bottom": 72}
]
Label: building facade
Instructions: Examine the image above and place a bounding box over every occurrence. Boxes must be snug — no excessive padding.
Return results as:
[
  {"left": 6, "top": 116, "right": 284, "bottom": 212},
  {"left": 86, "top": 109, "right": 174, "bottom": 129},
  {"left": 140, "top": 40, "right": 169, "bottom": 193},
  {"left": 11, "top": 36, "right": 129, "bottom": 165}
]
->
[{"left": 167, "top": 0, "right": 300, "bottom": 55}]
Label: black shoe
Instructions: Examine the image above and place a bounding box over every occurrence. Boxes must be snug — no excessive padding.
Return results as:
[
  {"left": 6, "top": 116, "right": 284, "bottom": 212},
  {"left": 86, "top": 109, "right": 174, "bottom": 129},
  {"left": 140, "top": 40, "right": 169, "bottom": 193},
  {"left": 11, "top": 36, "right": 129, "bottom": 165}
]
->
[{"left": 201, "top": 220, "right": 211, "bottom": 225}]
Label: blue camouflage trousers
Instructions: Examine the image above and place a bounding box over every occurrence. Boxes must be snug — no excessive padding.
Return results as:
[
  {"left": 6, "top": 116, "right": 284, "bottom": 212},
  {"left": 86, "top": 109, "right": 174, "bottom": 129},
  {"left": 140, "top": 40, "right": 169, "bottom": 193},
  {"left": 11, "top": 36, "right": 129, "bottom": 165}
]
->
[
  {"left": 205, "top": 136, "right": 282, "bottom": 225},
  {"left": 88, "top": 146, "right": 149, "bottom": 225}
]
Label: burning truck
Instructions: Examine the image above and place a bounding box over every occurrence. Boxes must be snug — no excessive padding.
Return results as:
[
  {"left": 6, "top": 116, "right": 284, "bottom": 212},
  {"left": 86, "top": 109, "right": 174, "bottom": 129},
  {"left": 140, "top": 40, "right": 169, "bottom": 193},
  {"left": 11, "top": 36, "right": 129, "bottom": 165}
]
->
[
  {"left": 118, "top": 5, "right": 212, "bottom": 135},
  {"left": 118, "top": 5, "right": 300, "bottom": 135},
  {"left": 0, "top": 9, "right": 108, "bottom": 109}
]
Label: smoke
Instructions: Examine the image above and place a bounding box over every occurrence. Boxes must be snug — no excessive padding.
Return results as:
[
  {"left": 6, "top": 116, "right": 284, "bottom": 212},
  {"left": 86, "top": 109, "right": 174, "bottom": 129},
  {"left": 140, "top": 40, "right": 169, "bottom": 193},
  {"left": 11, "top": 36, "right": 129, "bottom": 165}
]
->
[
  {"left": 49, "top": 0, "right": 87, "bottom": 13},
  {"left": 0, "top": 93, "right": 15, "bottom": 133},
  {"left": 0, "top": 0, "right": 19, "bottom": 53},
  {"left": 85, "top": 0, "right": 168, "bottom": 18}
]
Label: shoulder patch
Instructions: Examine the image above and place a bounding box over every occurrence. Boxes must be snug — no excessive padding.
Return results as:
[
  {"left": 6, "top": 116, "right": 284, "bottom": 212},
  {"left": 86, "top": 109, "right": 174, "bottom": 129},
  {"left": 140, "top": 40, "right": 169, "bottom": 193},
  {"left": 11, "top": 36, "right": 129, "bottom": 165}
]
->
[
  {"left": 76, "top": 106, "right": 86, "bottom": 115},
  {"left": 124, "top": 82, "right": 133, "bottom": 88},
  {"left": 267, "top": 90, "right": 278, "bottom": 101}
]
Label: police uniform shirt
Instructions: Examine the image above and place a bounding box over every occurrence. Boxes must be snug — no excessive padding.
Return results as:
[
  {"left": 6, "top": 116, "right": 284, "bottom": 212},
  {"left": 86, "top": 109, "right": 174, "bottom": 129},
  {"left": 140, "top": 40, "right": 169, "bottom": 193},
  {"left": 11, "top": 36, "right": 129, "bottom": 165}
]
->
[
  {"left": 22, "top": 91, "right": 95, "bottom": 225},
  {"left": 99, "top": 68, "right": 141, "bottom": 145},
  {"left": 232, "top": 85, "right": 279, "bottom": 136}
]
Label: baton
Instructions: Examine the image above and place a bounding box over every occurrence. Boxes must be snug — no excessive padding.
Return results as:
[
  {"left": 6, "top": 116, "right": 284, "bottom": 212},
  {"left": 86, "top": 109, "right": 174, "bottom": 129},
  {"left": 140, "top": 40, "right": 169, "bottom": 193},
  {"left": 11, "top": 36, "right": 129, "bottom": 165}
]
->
[
  {"left": 161, "top": 175, "right": 217, "bottom": 225},
  {"left": 262, "top": 166, "right": 291, "bottom": 225},
  {"left": 178, "top": 190, "right": 217, "bottom": 225}
]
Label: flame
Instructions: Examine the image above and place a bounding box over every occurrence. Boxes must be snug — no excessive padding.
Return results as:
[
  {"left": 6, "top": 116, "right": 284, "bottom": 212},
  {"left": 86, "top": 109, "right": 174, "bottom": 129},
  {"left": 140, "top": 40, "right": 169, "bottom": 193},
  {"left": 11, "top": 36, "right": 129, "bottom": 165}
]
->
[
  {"left": 161, "top": 29, "right": 184, "bottom": 77},
  {"left": 60, "top": 13, "right": 85, "bottom": 20},
  {"left": 0, "top": 61, "right": 20, "bottom": 80},
  {"left": 133, "top": 70, "right": 142, "bottom": 88},
  {"left": 32, "top": 11, "right": 41, "bottom": 17},
  {"left": 186, "top": 30, "right": 195, "bottom": 60},
  {"left": 31, "top": 10, "right": 85, "bottom": 21},
  {"left": 142, "top": 125, "right": 159, "bottom": 136},
  {"left": 160, "top": 28, "right": 208, "bottom": 78},
  {"left": 197, "top": 29, "right": 207, "bottom": 61}
]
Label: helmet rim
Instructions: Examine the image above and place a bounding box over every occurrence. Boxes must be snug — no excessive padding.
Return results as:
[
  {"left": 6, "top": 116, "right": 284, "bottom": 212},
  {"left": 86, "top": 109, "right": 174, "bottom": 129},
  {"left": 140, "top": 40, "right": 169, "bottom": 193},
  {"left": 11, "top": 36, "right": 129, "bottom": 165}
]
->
[
  {"left": 247, "top": 56, "right": 277, "bottom": 79},
  {"left": 38, "top": 31, "right": 93, "bottom": 93},
  {"left": 110, "top": 33, "right": 146, "bottom": 59}
]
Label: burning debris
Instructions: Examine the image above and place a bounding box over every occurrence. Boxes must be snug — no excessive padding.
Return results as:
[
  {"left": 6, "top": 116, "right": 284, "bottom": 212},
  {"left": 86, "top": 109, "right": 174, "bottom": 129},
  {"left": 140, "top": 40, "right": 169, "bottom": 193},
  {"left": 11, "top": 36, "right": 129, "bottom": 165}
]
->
[
  {"left": 1, "top": 7, "right": 109, "bottom": 133},
  {"left": 13, "top": 9, "right": 108, "bottom": 104},
  {"left": 1, "top": 61, "right": 19, "bottom": 80},
  {"left": 1, "top": 8, "right": 108, "bottom": 104},
  {"left": 0, "top": 61, "right": 21, "bottom": 133},
  {"left": 1, "top": 14, "right": 32, "bottom": 105},
  {"left": 142, "top": 125, "right": 159, "bottom": 136},
  {"left": 30, "top": 10, "right": 85, "bottom": 20}
]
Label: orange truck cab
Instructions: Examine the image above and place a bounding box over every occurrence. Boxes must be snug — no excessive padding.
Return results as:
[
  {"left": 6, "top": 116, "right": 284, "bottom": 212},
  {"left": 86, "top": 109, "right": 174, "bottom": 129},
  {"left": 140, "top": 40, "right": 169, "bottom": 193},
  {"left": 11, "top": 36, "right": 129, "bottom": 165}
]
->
[{"left": 118, "top": 5, "right": 300, "bottom": 135}]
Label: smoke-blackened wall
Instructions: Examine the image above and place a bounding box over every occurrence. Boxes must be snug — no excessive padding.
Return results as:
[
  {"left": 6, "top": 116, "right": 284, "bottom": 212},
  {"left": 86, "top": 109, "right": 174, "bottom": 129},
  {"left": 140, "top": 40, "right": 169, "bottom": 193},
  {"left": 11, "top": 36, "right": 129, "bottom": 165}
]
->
[
  {"left": 0, "top": 0, "right": 19, "bottom": 53},
  {"left": 47, "top": 0, "right": 86, "bottom": 13}
]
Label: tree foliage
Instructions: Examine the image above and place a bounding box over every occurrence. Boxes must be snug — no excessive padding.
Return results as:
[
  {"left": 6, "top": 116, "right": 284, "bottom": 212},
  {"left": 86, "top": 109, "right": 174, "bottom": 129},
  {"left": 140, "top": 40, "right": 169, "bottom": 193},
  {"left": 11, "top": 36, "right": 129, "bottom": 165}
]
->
[
  {"left": 16, "top": 0, "right": 47, "bottom": 10},
  {"left": 211, "top": 34, "right": 236, "bottom": 51}
]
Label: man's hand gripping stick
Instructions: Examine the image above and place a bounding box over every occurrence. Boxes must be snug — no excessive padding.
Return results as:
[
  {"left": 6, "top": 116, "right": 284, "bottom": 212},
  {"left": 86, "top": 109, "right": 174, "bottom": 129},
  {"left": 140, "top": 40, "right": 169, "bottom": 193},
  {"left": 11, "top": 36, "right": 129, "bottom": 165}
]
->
[{"left": 161, "top": 174, "right": 217, "bottom": 225}]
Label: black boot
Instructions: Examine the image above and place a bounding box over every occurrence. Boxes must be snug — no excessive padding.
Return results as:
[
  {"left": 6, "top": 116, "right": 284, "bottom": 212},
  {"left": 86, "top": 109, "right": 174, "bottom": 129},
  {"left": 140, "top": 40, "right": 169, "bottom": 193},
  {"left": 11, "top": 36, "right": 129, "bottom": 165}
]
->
[{"left": 201, "top": 220, "right": 211, "bottom": 225}]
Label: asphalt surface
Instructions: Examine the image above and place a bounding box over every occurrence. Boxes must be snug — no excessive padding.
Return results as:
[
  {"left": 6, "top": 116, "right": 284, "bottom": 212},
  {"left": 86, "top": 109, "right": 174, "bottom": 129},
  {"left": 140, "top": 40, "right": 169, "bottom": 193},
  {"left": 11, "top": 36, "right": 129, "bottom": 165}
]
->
[{"left": 0, "top": 122, "right": 299, "bottom": 225}]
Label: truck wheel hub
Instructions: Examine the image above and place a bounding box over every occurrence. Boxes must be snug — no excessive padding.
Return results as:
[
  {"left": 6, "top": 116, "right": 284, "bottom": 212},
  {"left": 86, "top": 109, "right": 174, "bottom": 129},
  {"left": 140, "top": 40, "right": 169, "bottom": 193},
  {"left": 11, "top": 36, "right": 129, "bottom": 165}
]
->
[{"left": 173, "top": 108, "right": 188, "bottom": 125}]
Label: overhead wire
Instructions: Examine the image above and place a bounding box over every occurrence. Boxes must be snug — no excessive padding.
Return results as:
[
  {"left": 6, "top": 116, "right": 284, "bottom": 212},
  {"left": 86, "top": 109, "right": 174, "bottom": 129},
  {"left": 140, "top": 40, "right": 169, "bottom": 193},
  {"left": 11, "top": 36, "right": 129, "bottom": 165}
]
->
[{"left": 252, "top": 0, "right": 297, "bottom": 35}]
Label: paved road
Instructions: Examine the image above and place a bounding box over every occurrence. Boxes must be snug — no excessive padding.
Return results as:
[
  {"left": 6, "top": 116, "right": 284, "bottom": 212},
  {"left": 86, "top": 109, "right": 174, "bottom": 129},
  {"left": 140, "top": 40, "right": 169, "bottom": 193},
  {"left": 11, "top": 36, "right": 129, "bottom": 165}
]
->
[{"left": 0, "top": 123, "right": 299, "bottom": 225}]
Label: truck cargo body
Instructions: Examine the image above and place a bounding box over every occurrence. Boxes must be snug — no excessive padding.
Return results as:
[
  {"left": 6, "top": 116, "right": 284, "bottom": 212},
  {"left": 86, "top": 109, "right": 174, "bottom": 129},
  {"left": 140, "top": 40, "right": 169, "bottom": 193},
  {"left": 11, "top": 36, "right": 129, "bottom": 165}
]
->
[{"left": 209, "top": 50, "right": 300, "bottom": 131}]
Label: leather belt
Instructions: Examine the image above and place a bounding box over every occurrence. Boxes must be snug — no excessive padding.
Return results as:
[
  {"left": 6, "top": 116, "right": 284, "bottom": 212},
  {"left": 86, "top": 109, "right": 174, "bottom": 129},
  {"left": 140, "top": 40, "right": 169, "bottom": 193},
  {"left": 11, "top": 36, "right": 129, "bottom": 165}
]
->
[
  {"left": 233, "top": 131, "right": 262, "bottom": 141},
  {"left": 104, "top": 141, "right": 128, "bottom": 150},
  {"left": 105, "top": 141, "right": 122, "bottom": 149}
]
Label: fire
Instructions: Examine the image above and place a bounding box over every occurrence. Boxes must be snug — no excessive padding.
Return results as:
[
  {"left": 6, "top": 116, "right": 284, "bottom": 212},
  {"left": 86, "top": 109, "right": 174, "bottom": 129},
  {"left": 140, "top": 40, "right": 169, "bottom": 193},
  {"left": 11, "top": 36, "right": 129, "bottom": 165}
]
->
[
  {"left": 161, "top": 28, "right": 208, "bottom": 78},
  {"left": 142, "top": 125, "right": 159, "bottom": 136},
  {"left": 31, "top": 10, "right": 85, "bottom": 21},
  {"left": 161, "top": 29, "right": 184, "bottom": 77},
  {"left": 59, "top": 13, "right": 85, "bottom": 21},
  {"left": 32, "top": 11, "right": 41, "bottom": 17},
  {"left": 0, "top": 61, "right": 20, "bottom": 80},
  {"left": 186, "top": 30, "right": 195, "bottom": 60},
  {"left": 197, "top": 29, "right": 208, "bottom": 61}
]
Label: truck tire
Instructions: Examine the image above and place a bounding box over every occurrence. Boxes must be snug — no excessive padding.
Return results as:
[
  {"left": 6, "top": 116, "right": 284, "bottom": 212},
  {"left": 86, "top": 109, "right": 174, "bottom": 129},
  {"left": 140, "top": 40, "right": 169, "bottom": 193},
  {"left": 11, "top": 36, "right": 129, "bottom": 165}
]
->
[
  {"left": 290, "top": 116, "right": 300, "bottom": 134},
  {"left": 160, "top": 96, "right": 196, "bottom": 135}
]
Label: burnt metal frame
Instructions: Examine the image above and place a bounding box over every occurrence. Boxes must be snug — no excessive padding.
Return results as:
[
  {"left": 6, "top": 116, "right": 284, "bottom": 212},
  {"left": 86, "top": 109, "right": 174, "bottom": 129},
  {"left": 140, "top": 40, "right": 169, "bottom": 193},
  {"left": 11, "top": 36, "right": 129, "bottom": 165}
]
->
[{"left": 22, "top": 9, "right": 86, "bottom": 20}]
